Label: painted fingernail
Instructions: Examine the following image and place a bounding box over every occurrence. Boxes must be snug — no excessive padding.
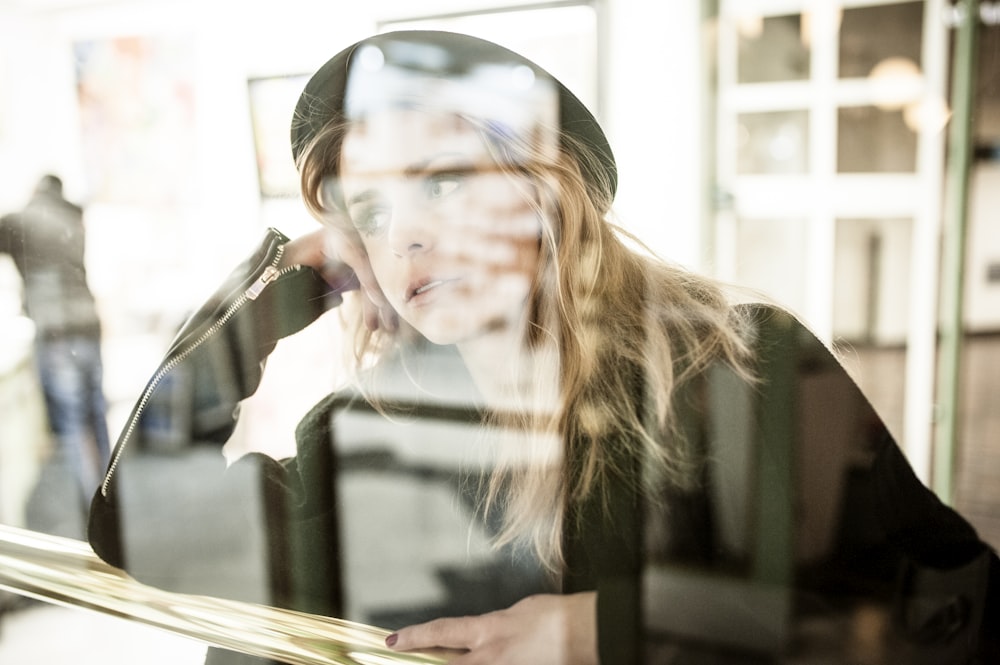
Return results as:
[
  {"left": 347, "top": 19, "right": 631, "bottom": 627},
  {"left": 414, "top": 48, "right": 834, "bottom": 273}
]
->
[{"left": 385, "top": 633, "right": 398, "bottom": 648}]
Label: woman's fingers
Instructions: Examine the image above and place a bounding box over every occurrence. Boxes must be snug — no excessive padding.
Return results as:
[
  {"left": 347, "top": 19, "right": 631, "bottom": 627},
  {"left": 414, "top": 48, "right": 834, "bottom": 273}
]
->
[
  {"left": 325, "top": 230, "right": 397, "bottom": 332},
  {"left": 282, "top": 227, "right": 397, "bottom": 332},
  {"left": 384, "top": 593, "right": 598, "bottom": 665},
  {"left": 279, "top": 228, "right": 328, "bottom": 270},
  {"left": 387, "top": 615, "right": 482, "bottom": 652}
]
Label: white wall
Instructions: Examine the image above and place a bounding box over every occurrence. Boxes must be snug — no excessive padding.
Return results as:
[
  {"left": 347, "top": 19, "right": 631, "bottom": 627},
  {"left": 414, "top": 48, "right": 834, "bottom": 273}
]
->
[
  {"left": 0, "top": 0, "right": 706, "bottom": 267},
  {"left": 604, "top": 0, "right": 705, "bottom": 269},
  {"left": 0, "top": 0, "right": 706, "bottom": 446}
]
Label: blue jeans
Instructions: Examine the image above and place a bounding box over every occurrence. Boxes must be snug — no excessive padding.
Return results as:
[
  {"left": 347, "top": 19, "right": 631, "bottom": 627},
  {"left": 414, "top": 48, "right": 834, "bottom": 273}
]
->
[{"left": 34, "top": 334, "right": 112, "bottom": 503}]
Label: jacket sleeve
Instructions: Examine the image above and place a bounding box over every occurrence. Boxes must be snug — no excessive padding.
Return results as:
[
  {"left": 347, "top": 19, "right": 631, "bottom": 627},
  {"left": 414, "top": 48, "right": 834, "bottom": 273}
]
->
[{"left": 87, "top": 227, "right": 343, "bottom": 598}]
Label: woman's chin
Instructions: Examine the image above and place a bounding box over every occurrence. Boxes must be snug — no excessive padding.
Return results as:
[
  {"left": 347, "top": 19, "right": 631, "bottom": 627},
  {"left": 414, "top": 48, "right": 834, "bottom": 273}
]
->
[{"left": 412, "top": 314, "right": 517, "bottom": 348}]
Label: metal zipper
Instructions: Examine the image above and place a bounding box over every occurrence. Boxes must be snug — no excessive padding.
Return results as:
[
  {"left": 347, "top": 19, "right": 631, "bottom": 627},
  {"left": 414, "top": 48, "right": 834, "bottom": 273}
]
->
[{"left": 100, "top": 244, "right": 297, "bottom": 496}]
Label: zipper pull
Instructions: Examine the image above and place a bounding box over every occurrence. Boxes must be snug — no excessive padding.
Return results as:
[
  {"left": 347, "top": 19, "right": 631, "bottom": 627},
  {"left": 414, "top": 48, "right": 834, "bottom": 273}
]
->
[{"left": 246, "top": 265, "right": 280, "bottom": 300}]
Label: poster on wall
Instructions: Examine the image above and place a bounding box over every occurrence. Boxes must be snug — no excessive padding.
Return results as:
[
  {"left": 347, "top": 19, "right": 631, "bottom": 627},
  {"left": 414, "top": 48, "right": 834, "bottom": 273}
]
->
[
  {"left": 73, "top": 35, "right": 197, "bottom": 205},
  {"left": 247, "top": 74, "right": 309, "bottom": 199}
]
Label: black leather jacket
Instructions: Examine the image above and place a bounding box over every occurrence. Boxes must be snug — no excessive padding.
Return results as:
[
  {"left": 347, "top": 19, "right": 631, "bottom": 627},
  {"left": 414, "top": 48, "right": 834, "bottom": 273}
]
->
[{"left": 89, "top": 228, "right": 999, "bottom": 664}]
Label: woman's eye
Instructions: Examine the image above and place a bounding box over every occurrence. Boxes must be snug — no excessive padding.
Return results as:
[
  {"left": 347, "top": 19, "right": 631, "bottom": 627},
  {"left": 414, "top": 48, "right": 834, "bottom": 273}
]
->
[
  {"left": 349, "top": 205, "right": 390, "bottom": 236},
  {"left": 425, "top": 173, "right": 463, "bottom": 199}
]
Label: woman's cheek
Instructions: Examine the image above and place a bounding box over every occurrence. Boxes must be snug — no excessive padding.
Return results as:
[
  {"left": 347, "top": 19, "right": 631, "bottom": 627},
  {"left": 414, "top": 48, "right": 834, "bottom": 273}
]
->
[{"left": 362, "top": 243, "right": 402, "bottom": 304}]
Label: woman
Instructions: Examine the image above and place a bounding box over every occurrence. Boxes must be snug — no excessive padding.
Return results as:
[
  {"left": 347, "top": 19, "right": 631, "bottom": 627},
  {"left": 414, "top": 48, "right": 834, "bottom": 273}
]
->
[{"left": 90, "top": 31, "right": 998, "bottom": 664}]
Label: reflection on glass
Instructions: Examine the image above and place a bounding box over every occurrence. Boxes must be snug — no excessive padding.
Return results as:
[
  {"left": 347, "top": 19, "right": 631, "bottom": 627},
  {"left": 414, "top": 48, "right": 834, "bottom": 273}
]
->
[
  {"left": 832, "top": 217, "right": 914, "bottom": 460},
  {"left": 0, "top": 524, "right": 446, "bottom": 665},
  {"left": 974, "top": 20, "right": 1000, "bottom": 146},
  {"left": 4, "top": 19, "right": 998, "bottom": 665},
  {"left": 333, "top": 399, "right": 553, "bottom": 628},
  {"left": 838, "top": 105, "right": 917, "bottom": 173},
  {"left": 737, "top": 14, "right": 810, "bottom": 83},
  {"left": 833, "top": 217, "right": 913, "bottom": 345},
  {"left": 382, "top": 3, "right": 599, "bottom": 114},
  {"left": 839, "top": 2, "right": 923, "bottom": 79},
  {"left": 737, "top": 110, "right": 809, "bottom": 174},
  {"left": 735, "top": 217, "right": 807, "bottom": 314}
]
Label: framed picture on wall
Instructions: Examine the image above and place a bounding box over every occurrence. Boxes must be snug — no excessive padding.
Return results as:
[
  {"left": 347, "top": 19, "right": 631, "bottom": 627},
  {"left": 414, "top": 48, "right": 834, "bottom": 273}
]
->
[{"left": 247, "top": 73, "right": 310, "bottom": 199}]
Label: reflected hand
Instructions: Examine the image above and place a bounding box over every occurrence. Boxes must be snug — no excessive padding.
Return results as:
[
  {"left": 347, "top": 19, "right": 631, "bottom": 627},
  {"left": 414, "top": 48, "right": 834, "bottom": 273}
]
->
[
  {"left": 280, "top": 227, "right": 397, "bottom": 332},
  {"left": 385, "top": 592, "right": 598, "bottom": 665}
]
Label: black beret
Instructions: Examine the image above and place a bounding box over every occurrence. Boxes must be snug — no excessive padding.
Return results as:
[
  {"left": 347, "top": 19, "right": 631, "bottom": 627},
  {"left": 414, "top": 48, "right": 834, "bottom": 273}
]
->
[{"left": 290, "top": 30, "right": 616, "bottom": 199}]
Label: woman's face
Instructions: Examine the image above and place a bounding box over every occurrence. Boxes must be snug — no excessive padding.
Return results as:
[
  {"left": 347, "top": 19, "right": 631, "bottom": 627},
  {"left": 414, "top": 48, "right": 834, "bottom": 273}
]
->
[{"left": 337, "top": 109, "right": 542, "bottom": 346}]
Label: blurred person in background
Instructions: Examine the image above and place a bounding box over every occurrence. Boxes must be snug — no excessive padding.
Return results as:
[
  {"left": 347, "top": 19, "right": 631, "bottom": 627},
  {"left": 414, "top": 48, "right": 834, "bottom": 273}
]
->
[{"left": 0, "top": 174, "right": 111, "bottom": 519}]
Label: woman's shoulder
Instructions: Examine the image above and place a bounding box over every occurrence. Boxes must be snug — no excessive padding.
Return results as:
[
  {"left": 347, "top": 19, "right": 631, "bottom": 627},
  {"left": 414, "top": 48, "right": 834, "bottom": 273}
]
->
[
  {"left": 728, "top": 302, "right": 856, "bottom": 382},
  {"left": 732, "top": 301, "right": 824, "bottom": 345},
  {"left": 732, "top": 300, "right": 796, "bottom": 326}
]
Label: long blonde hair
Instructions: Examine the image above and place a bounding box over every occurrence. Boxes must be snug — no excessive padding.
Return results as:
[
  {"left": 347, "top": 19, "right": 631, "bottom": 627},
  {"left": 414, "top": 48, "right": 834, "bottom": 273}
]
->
[{"left": 296, "top": 114, "right": 754, "bottom": 571}]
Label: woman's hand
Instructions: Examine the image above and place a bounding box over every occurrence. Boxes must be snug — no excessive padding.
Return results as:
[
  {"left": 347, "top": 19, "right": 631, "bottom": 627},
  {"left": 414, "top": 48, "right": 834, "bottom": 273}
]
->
[
  {"left": 280, "top": 227, "right": 396, "bottom": 331},
  {"left": 385, "top": 592, "right": 598, "bottom": 665}
]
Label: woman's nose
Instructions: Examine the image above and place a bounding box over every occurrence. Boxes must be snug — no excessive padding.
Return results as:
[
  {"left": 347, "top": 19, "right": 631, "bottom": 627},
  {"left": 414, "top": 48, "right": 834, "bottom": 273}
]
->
[{"left": 387, "top": 197, "right": 436, "bottom": 258}]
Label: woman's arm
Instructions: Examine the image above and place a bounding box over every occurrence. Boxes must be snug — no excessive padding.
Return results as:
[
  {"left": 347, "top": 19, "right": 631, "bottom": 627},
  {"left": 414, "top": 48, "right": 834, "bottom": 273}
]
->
[{"left": 86, "top": 228, "right": 357, "bottom": 595}]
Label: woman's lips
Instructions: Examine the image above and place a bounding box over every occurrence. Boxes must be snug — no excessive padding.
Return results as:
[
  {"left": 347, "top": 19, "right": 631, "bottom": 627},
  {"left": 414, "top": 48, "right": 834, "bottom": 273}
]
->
[
  {"left": 406, "top": 277, "right": 459, "bottom": 303},
  {"left": 415, "top": 280, "right": 445, "bottom": 296}
]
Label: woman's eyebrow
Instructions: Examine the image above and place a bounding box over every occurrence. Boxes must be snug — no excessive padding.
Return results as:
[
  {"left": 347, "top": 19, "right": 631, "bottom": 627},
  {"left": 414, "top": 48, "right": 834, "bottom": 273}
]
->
[
  {"left": 344, "top": 153, "right": 490, "bottom": 205},
  {"left": 345, "top": 188, "right": 380, "bottom": 208},
  {"left": 403, "top": 152, "right": 470, "bottom": 178},
  {"left": 344, "top": 154, "right": 458, "bottom": 189}
]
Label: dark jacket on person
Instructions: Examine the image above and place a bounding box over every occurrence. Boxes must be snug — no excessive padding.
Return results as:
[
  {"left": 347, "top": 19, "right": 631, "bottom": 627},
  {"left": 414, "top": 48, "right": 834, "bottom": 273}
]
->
[
  {"left": 0, "top": 188, "right": 101, "bottom": 340},
  {"left": 89, "top": 228, "right": 999, "bottom": 664}
]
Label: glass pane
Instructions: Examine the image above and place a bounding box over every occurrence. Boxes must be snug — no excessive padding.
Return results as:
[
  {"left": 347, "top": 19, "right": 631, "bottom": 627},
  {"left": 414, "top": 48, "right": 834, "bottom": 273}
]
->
[
  {"left": 974, "top": 16, "right": 1000, "bottom": 150},
  {"left": 6, "top": 5, "right": 1000, "bottom": 664},
  {"left": 333, "top": 404, "right": 551, "bottom": 626},
  {"left": 737, "top": 14, "right": 810, "bottom": 83},
  {"left": 838, "top": 2, "right": 924, "bottom": 78},
  {"left": 838, "top": 105, "right": 917, "bottom": 172},
  {"left": 737, "top": 110, "right": 809, "bottom": 174},
  {"left": 832, "top": 217, "right": 914, "bottom": 451},
  {"left": 832, "top": 217, "right": 913, "bottom": 345},
  {"left": 383, "top": 3, "right": 599, "bottom": 113},
  {"left": 735, "top": 217, "right": 807, "bottom": 314}
]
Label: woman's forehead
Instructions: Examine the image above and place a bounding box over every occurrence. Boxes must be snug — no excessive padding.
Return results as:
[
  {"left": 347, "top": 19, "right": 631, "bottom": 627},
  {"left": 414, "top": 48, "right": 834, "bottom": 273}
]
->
[{"left": 339, "top": 109, "right": 491, "bottom": 177}]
